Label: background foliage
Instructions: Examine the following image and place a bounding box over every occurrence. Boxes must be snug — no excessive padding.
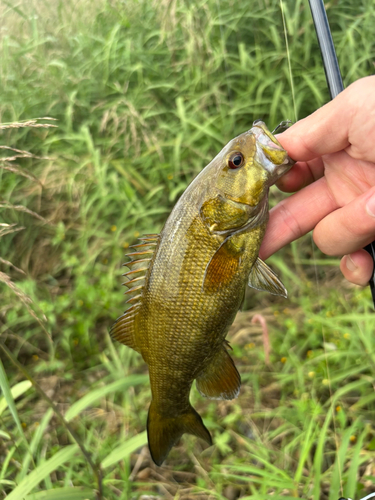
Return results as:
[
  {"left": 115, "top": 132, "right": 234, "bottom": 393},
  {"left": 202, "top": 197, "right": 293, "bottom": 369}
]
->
[{"left": 0, "top": 0, "right": 375, "bottom": 498}]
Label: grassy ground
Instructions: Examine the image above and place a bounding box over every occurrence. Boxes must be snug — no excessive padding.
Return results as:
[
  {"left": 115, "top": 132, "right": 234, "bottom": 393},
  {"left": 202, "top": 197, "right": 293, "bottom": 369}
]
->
[{"left": 0, "top": 0, "right": 375, "bottom": 498}]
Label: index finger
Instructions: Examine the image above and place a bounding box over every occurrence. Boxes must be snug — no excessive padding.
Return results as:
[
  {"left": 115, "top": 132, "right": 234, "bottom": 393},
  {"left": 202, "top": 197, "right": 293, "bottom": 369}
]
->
[
  {"left": 259, "top": 176, "right": 338, "bottom": 259},
  {"left": 277, "top": 76, "right": 375, "bottom": 162}
]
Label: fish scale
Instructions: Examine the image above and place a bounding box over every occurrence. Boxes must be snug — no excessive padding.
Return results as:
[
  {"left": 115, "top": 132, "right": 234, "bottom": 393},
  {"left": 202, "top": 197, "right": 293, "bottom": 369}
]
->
[{"left": 111, "top": 121, "right": 294, "bottom": 465}]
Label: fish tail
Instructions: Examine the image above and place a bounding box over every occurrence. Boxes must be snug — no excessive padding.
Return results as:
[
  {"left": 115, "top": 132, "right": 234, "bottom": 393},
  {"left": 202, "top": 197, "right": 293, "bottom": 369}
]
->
[{"left": 147, "top": 401, "right": 212, "bottom": 466}]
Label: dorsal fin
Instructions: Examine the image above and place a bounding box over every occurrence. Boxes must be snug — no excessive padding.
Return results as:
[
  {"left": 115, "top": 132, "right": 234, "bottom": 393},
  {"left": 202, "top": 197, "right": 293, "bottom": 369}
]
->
[{"left": 110, "top": 233, "right": 160, "bottom": 351}]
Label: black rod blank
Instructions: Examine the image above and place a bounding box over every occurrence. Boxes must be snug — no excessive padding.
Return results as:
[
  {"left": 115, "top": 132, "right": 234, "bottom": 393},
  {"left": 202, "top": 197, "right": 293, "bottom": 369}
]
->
[{"left": 308, "top": 0, "right": 344, "bottom": 99}]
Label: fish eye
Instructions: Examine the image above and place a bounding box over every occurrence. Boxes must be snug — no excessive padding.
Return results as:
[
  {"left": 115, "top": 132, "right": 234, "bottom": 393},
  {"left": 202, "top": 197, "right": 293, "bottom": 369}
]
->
[{"left": 228, "top": 152, "right": 244, "bottom": 169}]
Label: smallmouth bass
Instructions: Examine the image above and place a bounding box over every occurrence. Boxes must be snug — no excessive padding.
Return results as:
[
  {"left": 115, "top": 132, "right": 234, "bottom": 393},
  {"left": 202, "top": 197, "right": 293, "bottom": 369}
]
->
[{"left": 111, "top": 121, "right": 294, "bottom": 466}]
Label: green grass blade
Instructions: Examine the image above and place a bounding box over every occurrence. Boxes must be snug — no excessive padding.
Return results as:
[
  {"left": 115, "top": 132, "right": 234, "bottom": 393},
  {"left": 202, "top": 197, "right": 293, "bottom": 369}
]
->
[
  {"left": 0, "top": 441, "right": 20, "bottom": 481},
  {"left": 24, "top": 487, "right": 95, "bottom": 500},
  {"left": 0, "top": 359, "right": 29, "bottom": 445},
  {"left": 312, "top": 406, "right": 332, "bottom": 500},
  {"left": 7, "top": 445, "right": 78, "bottom": 500},
  {"left": 0, "top": 380, "right": 32, "bottom": 417},
  {"left": 293, "top": 416, "right": 317, "bottom": 485},
  {"left": 0, "top": 430, "right": 10, "bottom": 439},
  {"left": 344, "top": 427, "right": 368, "bottom": 498},
  {"left": 101, "top": 431, "right": 147, "bottom": 468},
  {"left": 64, "top": 375, "right": 147, "bottom": 422},
  {"left": 329, "top": 420, "right": 362, "bottom": 500},
  {"left": 17, "top": 409, "right": 53, "bottom": 483}
]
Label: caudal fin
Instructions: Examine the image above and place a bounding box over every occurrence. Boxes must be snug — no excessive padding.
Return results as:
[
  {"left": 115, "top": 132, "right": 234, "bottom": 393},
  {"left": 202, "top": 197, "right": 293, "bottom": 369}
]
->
[{"left": 147, "top": 401, "right": 212, "bottom": 466}]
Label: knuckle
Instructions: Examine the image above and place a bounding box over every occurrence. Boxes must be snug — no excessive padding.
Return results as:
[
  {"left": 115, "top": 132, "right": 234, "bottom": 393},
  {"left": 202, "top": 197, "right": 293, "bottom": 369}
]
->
[{"left": 277, "top": 201, "right": 303, "bottom": 242}]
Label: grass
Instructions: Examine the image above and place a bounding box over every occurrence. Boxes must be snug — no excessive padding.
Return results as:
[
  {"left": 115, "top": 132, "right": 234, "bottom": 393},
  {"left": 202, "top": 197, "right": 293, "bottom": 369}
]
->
[{"left": 0, "top": 0, "right": 375, "bottom": 498}]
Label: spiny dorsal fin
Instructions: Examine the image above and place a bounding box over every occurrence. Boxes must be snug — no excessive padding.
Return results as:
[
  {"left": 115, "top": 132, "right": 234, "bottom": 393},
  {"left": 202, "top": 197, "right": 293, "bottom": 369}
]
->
[
  {"left": 110, "top": 233, "right": 160, "bottom": 350},
  {"left": 248, "top": 257, "right": 287, "bottom": 298},
  {"left": 195, "top": 345, "right": 241, "bottom": 400}
]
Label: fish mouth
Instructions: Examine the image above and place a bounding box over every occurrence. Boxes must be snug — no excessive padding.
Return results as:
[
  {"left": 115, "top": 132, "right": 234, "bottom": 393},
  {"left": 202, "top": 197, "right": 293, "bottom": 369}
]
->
[
  {"left": 252, "top": 121, "right": 295, "bottom": 184},
  {"left": 264, "top": 152, "right": 295, "bottom": 185}
]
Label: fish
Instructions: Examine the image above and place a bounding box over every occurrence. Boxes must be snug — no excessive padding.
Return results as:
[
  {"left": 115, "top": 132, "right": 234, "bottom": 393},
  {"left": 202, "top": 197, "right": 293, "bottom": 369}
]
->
[{"left": 110, "top": 120, "right": 294, "bottom": 466}]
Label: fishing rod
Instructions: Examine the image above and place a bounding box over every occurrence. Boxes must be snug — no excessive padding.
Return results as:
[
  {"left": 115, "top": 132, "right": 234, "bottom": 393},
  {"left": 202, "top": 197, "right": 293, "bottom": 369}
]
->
[
  {"left": 308, "top": 0, "right": 375, "bottom": 308},
  {"left": 308, "top": 2, "right": 375, "bottom": 497}
]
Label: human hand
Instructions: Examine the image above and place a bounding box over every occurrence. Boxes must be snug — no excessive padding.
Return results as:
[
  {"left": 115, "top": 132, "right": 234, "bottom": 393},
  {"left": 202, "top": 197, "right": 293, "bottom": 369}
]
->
[{"left": 260, "top": 76, "right": 375, "bottom": 286}]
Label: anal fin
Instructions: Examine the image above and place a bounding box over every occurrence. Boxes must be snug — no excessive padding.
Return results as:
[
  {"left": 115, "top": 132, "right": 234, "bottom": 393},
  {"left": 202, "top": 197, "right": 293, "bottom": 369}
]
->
[
  {"left": 248, "top": 257, "right": 287, "bottom": 298},
  {"left": 196, "top": 346, "right": 241, "bottom": 400}
]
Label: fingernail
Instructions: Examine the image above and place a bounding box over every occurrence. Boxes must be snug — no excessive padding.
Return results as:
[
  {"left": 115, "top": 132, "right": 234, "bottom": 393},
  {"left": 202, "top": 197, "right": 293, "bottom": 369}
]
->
[
  {"left": 345, "top": 254, "right": 357, "bottom": 272},
  {"left": 366, "top": 193, "right": 375, "bottom": 217}
]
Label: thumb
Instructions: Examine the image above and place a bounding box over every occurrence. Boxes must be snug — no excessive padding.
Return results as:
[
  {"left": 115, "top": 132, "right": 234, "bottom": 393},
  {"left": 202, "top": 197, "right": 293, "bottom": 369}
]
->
[
  {"left": 278, "top": 76, "right": 375, "bottom": 162},
  {"left": 340, "top": 251, "right": 374, "bottom": 287}
]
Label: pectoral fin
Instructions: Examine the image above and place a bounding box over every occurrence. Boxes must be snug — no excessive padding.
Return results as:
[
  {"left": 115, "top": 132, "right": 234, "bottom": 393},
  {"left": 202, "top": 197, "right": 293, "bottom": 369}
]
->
[
  {"left": 196, "top": 346, "right": 241, "bottom": 400},
  {"left": 248, "top": 257, "right": 287, "bottom": 298},
  {"left": 203, "top": 239, "right": 241, "bottom": 292}
]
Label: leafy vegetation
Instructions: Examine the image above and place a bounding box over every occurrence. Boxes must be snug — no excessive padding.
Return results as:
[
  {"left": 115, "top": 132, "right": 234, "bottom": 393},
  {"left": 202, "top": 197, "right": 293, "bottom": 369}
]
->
[{"left": 0, "top": 0, "right": 375, "bottom": 498}]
